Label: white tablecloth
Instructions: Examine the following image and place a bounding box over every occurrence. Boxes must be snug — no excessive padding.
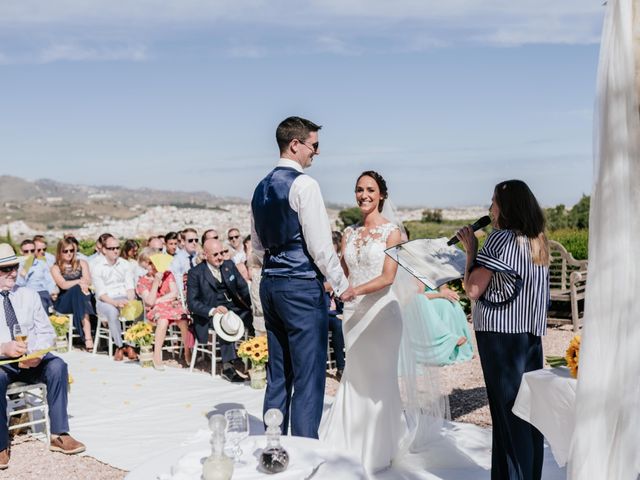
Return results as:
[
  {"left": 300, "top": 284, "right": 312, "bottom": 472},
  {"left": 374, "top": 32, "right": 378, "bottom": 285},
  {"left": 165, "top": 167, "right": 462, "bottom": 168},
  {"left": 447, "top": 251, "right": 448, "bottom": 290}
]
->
[
  {"left": 512, "top": 368, "right": 577, "bottom": 467},
  {"left": 126, "top": 434, "right": 367, "bottom": 480}
]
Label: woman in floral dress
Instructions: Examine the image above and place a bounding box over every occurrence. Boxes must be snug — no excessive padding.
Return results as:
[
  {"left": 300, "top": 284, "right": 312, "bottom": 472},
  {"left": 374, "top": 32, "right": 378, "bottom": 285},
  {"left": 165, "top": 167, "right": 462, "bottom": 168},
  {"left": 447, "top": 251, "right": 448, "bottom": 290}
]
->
[{"left": 136, "top": 248, "right": 190, "bottom": 370}]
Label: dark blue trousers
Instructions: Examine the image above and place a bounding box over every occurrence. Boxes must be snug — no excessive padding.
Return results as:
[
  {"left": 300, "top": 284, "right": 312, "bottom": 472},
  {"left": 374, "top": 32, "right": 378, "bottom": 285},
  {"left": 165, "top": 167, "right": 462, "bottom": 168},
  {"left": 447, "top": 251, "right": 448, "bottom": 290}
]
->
[
  {"left": 0, "top": 353, "right": 70, "bottom": 450},
  {"left": 54, "top": 285, "right": 95, "bottom": 343},
  {"left": 476, "top": 331, "right": 544, "bottom": 480},
  {"left": 260, "top": 276, "right": 327, "bottom": 438}
]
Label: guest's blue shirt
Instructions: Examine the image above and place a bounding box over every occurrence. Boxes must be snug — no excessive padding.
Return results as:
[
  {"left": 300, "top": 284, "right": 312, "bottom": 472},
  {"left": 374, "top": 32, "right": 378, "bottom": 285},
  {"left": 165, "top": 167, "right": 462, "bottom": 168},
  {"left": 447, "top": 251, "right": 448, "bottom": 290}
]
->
[{"left": 16, "top": 258, "right": 56, "bottom": 294}]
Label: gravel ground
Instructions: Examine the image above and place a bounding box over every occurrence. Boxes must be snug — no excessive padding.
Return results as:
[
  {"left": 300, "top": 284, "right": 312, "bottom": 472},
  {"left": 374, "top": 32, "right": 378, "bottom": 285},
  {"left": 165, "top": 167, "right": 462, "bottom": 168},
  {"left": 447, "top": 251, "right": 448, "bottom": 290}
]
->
[{"left": 4, "top": 325, "right": 577, "bottom": 479}]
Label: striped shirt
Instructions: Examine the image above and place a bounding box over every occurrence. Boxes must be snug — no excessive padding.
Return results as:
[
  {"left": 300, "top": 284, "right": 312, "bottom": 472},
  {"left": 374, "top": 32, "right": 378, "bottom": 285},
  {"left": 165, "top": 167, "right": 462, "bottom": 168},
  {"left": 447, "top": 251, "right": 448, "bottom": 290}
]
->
[{"left": 472, "top": 229, "right": 549, "bottom": 336}]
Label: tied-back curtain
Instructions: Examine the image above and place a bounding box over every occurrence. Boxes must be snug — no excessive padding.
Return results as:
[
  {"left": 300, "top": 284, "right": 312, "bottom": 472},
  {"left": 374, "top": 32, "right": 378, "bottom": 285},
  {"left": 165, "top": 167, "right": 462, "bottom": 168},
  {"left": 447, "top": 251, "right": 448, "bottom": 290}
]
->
[{"left": 568, "top": 1, "right": 640, "bottom": 479}]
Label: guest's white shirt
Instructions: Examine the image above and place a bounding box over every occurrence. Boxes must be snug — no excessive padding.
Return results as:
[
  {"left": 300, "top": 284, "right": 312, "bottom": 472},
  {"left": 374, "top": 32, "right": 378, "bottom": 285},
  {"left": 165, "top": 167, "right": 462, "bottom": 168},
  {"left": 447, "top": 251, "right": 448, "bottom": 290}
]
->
[
  {"left": 251, "top": 158, "right": 349, "bottom": 296},
  {"left": 91, "top": 257, "right": 134, "bottom": 299},
  {"left": 0, "top": 286, "right": 55, "bottom": 355}
]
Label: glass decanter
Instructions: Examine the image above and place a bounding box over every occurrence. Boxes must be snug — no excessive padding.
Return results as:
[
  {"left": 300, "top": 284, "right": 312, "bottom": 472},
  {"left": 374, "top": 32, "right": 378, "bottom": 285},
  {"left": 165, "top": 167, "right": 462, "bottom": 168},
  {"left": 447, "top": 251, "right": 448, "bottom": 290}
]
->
[
  {"left": 202, "top": 414, "right": 234, "bottom": 480},
  {"left": 259, "top": 408, "right": 289, "bottom": 474}
]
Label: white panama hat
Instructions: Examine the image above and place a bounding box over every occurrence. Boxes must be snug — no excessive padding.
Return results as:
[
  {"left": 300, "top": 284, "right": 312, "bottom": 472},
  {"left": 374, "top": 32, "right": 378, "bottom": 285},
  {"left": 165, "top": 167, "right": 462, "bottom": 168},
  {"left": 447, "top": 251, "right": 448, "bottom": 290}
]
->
[
  {"left": 0, "top": 243, "right": 19, "bottom": 268},
  {"left": 213, "top": 310, "right": 245, "bottom": 342}
]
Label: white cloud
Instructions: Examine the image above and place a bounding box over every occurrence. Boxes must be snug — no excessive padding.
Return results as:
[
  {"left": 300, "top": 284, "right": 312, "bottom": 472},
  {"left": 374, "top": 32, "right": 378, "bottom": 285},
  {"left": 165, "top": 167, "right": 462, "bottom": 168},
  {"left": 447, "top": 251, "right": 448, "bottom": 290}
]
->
[
  {"left": 0, "top": 0, "right": 605, "bottom": 64},
  {"left": 38, "top": 43, "right": 148, "bottom": 63}
]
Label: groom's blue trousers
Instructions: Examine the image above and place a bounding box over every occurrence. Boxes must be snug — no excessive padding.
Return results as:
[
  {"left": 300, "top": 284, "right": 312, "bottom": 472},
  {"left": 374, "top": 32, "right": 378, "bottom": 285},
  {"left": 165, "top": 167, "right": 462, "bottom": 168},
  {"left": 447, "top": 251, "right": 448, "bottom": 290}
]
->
[{"left": 260, "top": 276, "right": 328, "bottom": 438}]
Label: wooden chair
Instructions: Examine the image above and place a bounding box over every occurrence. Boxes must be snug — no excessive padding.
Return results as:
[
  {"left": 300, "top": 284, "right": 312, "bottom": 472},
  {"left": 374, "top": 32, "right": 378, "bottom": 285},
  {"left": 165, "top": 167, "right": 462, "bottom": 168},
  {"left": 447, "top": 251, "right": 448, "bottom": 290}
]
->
[{"left": 548, "top": 240, "right": 588, "bottom": 332}]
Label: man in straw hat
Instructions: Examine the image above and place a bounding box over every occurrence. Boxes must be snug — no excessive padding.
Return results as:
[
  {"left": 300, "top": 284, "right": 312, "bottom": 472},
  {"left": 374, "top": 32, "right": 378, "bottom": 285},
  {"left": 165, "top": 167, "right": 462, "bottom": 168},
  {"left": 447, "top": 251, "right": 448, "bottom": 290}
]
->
[
  {"left": 0, "top": 243, "right": 85, "bottom": 469},
  {"left": 187, "top": 238, "right": 252, "bottom": 383}
]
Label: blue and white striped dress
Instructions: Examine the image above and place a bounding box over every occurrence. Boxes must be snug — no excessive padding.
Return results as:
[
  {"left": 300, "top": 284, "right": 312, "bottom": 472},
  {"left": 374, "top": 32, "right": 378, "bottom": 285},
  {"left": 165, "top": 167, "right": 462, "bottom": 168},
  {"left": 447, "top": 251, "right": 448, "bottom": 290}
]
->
[{"left": 472, "top": 229, "right": 549, "bottom": 336}]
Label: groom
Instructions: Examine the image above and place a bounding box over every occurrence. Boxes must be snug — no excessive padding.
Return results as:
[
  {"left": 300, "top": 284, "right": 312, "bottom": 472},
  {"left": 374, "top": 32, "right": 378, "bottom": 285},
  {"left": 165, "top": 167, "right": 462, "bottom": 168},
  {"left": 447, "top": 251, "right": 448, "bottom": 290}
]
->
[{"left": 251, "top": 116, "right": 355, "bottom": 438}]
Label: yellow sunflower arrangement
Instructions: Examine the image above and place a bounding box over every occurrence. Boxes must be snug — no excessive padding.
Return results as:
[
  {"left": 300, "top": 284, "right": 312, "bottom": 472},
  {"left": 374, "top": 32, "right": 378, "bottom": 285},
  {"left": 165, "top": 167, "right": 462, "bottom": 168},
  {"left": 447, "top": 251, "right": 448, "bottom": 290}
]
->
[
  {"left": 124, "top": 322, "right": 154, "bottom": 347},
  {"left": 565, "top": 335, "right": 581, "bottom": 378},
  {"left": 237, "top": 336, "right": 269, "bottom": 367},
  {"left": 49, "top": 314, "right": 70, "bottom": 337},
  {"left": 546, "top": 334, "right": 581, "bottom": 379}
]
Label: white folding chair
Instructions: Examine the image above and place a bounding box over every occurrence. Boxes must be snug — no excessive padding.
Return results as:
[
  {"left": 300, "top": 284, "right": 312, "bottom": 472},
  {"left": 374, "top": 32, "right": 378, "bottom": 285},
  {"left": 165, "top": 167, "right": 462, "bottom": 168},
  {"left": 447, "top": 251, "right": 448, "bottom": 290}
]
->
[
  {"left": 189, "top": 329, "right": 222, "bottom": 377},
  {"left": 65, "top": 314, "right": 81, "bottom": 351},
  {"left": 92, "top": 315, "right": 136, "bottom": 358},
  {"left": 6, "top": 382, "right": 50, "bottom": 446}
]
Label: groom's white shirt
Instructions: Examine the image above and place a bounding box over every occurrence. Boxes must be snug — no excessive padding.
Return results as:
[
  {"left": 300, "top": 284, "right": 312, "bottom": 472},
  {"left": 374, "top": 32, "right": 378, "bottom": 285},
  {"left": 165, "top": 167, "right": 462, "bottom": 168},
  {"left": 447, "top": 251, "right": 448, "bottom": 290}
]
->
[{"left": 251, "top": 158, "right": 349, "bottom": 297}]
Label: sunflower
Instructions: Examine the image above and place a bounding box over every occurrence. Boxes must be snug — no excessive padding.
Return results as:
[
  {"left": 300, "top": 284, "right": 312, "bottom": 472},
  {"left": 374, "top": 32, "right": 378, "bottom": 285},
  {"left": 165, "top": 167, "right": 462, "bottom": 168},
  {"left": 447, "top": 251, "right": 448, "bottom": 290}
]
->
[{"left": 565, "top": 335, "right": 581, "bottom": 379}]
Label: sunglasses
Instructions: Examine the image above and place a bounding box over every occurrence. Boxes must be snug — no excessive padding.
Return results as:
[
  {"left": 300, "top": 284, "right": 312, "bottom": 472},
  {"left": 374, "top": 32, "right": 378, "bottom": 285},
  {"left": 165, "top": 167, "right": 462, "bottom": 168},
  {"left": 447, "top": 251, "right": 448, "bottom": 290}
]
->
[
  {"left": 210, "top": 251, "right": 224, "bottom": 257},
  {"left": 0, "top": 264, "right": 19, "bottom": 273},
  {"left": 186, "top": 238, "right": 199, "bottom": 243},
  {"left": 222, "top": 249, "right": 229, "bottom": 254},
  {"left": 104, "top": 246, "right": 119, "bottom": 251},
  {"left": 297, "top": 139, "right": 319, "bottom": 152},
  {"left": 62, "top": 248, "right": 75, "bottom": 254},
  {"left": 228, "top": 235, "right": 240, "bottom": 240},
  {"left": 35, "top": 248, "right": 46, "bottom": 253},
  {"left": 21, "top": 248, "right": 35, "bottom": 254}
]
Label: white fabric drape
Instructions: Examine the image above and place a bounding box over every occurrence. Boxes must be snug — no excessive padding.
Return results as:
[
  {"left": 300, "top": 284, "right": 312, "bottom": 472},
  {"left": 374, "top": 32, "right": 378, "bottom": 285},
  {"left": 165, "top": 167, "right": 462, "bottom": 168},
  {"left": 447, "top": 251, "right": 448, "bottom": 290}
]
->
[{"left": 568, "top": 1, "right": 640, "bottom": 478}]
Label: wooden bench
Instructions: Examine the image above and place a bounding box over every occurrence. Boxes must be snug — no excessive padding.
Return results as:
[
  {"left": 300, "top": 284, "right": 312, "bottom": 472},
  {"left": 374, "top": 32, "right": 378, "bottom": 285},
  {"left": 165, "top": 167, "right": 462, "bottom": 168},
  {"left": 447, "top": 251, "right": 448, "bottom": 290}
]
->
[{"left": 548, "top": 240, "right": 588, "bottom": 332}]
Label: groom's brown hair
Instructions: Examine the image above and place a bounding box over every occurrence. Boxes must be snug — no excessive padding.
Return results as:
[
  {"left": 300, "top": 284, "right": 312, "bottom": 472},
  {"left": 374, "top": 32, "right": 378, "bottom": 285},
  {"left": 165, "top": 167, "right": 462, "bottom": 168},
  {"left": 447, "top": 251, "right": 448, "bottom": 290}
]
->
[{"left": 276, "top": 116, "right": 321, "bottom": 154}]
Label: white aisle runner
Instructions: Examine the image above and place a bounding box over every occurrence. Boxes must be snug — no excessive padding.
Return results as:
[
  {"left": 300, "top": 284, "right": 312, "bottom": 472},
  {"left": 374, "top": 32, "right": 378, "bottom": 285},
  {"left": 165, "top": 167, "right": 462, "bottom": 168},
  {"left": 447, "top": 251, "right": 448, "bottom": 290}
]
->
[
  {"left": 63, "top": 351, "right": 265, "bottom": 471},
  {"left": 62, "top": 351, "right": 567, "bottom": 479}
]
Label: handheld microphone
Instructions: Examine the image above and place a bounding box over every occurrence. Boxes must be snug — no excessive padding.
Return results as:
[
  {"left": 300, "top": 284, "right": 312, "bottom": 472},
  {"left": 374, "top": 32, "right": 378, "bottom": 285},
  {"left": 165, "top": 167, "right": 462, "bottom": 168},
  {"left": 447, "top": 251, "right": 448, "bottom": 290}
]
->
[{"left": 447, "top": 215, "right": 491, "bottom": 246}]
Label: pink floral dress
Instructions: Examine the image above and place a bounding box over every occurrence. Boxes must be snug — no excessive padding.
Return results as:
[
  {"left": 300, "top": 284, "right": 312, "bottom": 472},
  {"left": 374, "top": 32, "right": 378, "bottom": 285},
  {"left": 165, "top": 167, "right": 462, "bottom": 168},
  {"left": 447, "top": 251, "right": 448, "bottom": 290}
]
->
[{"left": 136, "top": 272, "right": 188, "bottom": 324}]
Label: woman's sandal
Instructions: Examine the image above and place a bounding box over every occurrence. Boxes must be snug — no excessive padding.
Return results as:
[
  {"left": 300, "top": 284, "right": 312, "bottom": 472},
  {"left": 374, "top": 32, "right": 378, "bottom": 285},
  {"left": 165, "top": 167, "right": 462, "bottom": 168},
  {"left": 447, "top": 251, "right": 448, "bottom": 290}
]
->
[{"left": 84, "top": 340, "right": 94, "bottom": 351}]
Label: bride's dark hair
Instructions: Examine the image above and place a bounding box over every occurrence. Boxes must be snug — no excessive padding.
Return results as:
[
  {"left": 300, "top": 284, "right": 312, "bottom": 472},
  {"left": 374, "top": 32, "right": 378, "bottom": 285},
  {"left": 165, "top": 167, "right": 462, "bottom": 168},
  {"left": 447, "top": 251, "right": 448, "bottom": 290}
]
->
[{"left": 356, "top": 170, "right": 388, "bottom": 212}]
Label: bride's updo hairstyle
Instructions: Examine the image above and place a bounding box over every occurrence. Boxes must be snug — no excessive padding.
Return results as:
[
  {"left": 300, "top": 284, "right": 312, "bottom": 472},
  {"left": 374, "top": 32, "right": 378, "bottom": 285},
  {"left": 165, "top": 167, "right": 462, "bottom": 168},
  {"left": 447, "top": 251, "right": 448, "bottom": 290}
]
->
[
  {"left": 494, "top": 179, "right": 549, "bottom": 267},
  {"left": 356, "top": 170, "right": 388, "bottom": 212}
]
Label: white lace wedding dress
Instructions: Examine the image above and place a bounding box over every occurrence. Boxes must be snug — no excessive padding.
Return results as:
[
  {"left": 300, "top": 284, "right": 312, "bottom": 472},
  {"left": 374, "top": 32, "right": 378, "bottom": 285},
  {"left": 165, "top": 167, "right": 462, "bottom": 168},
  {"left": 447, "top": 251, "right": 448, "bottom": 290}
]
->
[{"left": 319, "top": 222, "right": 409, "bottom": 473}]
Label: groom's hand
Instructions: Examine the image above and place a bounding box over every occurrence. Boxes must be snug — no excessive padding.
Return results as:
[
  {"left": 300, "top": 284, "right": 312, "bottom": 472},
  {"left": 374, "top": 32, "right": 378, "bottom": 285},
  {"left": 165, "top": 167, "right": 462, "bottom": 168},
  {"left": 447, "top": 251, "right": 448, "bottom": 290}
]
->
[{"left": 339, "top": 285, "right": 356, "bottom": 302}]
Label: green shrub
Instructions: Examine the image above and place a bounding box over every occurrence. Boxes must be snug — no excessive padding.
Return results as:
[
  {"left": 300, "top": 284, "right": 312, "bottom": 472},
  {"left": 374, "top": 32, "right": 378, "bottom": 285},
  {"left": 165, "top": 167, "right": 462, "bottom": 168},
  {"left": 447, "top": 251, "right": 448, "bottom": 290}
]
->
[{"left": 548, "top": 229, "right": 589, "bottom": 260}]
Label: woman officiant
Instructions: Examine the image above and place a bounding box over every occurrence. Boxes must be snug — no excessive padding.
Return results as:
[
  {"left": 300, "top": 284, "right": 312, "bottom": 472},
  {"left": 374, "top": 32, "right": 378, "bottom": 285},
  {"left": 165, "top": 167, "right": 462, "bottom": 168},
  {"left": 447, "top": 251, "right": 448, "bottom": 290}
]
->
[{"left": 456, "top": 179, "right": 550, "bottom": 480}]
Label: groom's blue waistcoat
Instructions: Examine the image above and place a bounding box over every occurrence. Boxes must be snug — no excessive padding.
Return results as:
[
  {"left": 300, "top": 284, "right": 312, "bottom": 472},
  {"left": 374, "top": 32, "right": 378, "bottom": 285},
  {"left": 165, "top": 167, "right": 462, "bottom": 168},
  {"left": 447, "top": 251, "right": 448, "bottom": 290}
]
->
[{"left": 251, "top": 167, "right": 322, "bottom": 279}]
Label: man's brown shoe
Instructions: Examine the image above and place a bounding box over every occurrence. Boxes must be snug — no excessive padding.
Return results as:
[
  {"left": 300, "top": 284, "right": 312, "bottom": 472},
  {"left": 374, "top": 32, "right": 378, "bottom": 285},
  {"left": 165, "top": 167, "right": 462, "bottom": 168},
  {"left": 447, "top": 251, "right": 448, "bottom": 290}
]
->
[
  {"left": 114, "top": 347, "right": 124, "bottom": 361},
  {"left": 0, "top": 448, "right": 9, "bottom": 470},
  {"left": 49, "top": 434, "right": 86, "bottom": 455},
  {"left": 125, "top": 345, "right": 138, "bottom": 360}
]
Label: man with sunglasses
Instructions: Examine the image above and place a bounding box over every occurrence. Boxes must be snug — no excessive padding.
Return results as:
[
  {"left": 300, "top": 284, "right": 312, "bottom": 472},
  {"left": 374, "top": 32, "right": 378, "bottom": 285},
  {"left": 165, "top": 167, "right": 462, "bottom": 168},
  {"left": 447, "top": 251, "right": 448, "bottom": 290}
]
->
[
  {"left": 16, "top": 239, "right": 57, "bottom": 313},
  {"left": 251, "top": 116, "right": 355, "bottom": 439},
  {"left": 90, "top": 235, "right": 137, "bottom": 361},
  {"left": 0, "top": 243, "right": 85, "bottom": 469},
  {"left": 172, "top": 228, "right": 200, "bottom": 294},
  {"left": 186, "top": 238, "right": 252, "bottom": 383},
  {"left": 32, "top": 235, "right": 55, "bottom": 269}
]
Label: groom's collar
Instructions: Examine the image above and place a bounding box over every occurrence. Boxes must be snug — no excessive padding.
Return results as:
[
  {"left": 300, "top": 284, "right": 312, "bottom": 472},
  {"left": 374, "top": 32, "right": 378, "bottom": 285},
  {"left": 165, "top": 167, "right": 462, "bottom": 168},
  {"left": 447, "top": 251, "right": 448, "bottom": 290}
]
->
[{"left": 277, "top": 158, "right": 304, "bottom": 173}]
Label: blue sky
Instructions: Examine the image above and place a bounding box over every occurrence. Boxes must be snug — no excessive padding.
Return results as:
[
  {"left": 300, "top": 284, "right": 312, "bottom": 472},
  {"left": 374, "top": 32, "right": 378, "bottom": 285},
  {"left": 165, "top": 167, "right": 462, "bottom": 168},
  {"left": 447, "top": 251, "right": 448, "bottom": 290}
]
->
[{"left": 0, "top": 1, "right": 604, "bottom": 208}]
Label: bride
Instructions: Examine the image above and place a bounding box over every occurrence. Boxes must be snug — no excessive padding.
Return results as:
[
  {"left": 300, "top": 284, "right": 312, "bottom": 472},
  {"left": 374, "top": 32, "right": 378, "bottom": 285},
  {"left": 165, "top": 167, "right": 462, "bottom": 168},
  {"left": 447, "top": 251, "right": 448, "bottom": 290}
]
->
[{"left": 319, "top": 170, "right": 409, "bottom": 473}]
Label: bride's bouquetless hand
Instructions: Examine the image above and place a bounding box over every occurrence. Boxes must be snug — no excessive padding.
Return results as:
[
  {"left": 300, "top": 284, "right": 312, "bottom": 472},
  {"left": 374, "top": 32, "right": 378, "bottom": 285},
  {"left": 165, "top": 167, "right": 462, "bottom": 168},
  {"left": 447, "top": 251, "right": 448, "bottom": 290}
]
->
[{"left": 340, "top": 285, "right": 356, "bottom": 302}]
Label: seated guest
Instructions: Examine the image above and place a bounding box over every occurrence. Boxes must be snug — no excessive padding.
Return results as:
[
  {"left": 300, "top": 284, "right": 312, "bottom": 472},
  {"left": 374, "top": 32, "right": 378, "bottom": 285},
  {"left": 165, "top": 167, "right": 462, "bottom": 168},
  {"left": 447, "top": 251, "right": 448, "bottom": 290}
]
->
[
  {"left": 88, "top": 233, "right": 112, "bottom": 267},
  {"left": 64, "top": 235, "right": 89, "bottom": 262},
  {"left": 164, "top": 232, "right": 179, "bottom": 256},
  {"left": 147, "top": 236, "right": 164, "bottom": 253},
  {"left": 0, "top": 243, "right": 85, "bottom": 470},
  {"left": 51, "top": 238, "right": 95, "bottom": 350},
  {"left": 120, "top": 239, "right": 144, "bottom": 282},
  {"left": 16, "top": 239, "right": 57, "bottom": 313},
  {"left": 187, "top": 239, "right": 252, "bottom": 382},
  {"left": 33, "top": 235, "right": 55, "bottom": 268},
  {"left": 244, "top": 236, "right": 266, "bottom": 336},
  {"left": 172, "top": 228, "right": 199, "bottom": 293},
  {"left": 201, "top": 229, "right": 219, "bottom": 244},
  {"left": 199, "top": 229, "right": 219, "bottom": 264},
  {"left": 227, "top": 228, "right": 246, "bottom": 265},
  {"left": 136, "top": 248, "right": 191, "bottom": 370},
  {"left": 90, "top": 235, "right": 137, "bottom": 361},
  {"left": 412, "top": 284, "right": 473, "bottom": 365}
]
